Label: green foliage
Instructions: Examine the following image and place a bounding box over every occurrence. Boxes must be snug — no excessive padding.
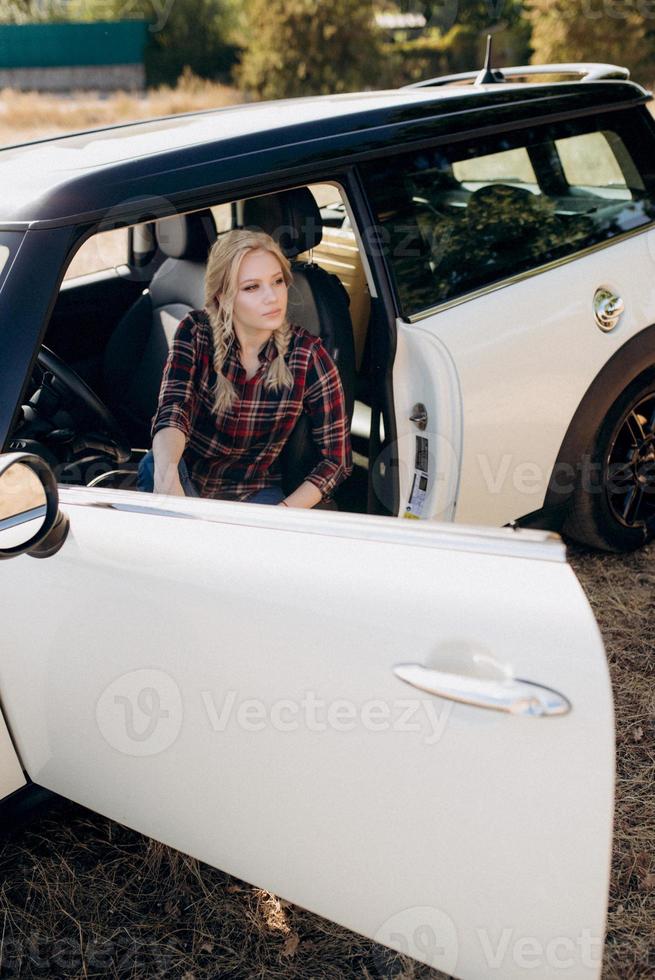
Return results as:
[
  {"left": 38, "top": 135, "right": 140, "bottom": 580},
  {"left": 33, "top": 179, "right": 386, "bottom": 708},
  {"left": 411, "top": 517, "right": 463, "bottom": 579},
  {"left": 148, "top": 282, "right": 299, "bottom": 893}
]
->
[
  {"left": 394, "top": 0, "right": 525, "bottom": 32},
  {"left": 77, "top": 0, "right": 241, "bottom": 85},
  {"left": 527, "top": 0, "right": 654, "bottom": 82},
  {"left": 235, "top": 0, "right": 385, "bottom": 99},
  {"left": 0, "top": 0, "right": 138, "bottom": 24},
  {"left": 0, "top": 0, "right": 50, "bottom": 22},
  {"left": 381, "top": 24, "right": 480, "bottom": 86},
  {"left": 380, "top": 16, "right": 531, "bottom": 87},
  {"left": 456, "top": 0, "right": 525, "bottom": 29},
  {"left": 144, "top": 0, "right": 239, "bottom": 86}
]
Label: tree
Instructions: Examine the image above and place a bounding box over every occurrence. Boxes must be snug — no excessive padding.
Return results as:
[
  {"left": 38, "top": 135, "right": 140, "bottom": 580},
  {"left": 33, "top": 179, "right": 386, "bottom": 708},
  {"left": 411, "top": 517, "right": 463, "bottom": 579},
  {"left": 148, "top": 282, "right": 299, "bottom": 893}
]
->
[
  {"left": 143, "top": 0, "right": 240, "bottom": 85},
  {"left": 235, "top": 0, "right": 385, "bottom": 100},
  {"left": 395, "top": 0, "right": 525, "bottom": 33},
  {"left": 527, "top": 0, "right": 653, "bottom": 81},
  {"left": 383, "top": 1, "right": 530, "bottom": 85},
  {"left": 0, "top": 0, "right": 52, "bottom": 22}
]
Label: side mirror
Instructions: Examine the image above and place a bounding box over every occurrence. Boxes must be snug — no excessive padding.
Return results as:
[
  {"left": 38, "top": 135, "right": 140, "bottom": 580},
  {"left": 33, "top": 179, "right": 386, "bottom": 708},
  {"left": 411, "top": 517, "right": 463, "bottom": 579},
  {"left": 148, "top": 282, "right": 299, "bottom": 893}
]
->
[{"left": 0, "top": 452, "right": 69, "bottom": 560}]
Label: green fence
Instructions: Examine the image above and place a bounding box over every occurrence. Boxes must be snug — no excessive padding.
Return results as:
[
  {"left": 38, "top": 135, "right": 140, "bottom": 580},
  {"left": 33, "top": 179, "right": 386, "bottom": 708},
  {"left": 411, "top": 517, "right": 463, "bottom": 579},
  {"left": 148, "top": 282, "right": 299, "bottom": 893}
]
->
[{"left": 0, "top": 21, "right": 149, "bottom": 68}]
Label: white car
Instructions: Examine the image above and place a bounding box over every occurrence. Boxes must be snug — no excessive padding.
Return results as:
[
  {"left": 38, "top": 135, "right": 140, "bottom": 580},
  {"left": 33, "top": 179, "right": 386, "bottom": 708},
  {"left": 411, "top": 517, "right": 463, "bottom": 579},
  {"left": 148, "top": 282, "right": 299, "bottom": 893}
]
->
[{"left": 0, "top": 61, "right": 634, "bottom": 979}]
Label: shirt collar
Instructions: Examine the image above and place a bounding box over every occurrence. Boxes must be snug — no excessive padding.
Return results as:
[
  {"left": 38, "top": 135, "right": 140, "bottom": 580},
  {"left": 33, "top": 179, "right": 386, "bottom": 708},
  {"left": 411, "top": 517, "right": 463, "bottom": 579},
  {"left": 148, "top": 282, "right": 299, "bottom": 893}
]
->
[{"left": 228, "top": 332, "right": 278, "bottom": 365}]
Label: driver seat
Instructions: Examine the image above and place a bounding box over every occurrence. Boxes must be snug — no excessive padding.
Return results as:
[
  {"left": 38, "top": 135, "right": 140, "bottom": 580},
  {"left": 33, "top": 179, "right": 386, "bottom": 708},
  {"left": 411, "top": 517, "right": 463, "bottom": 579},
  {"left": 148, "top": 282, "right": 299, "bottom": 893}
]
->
[{"left": 101, "top": 209, "right": 217, "bottom": 449}]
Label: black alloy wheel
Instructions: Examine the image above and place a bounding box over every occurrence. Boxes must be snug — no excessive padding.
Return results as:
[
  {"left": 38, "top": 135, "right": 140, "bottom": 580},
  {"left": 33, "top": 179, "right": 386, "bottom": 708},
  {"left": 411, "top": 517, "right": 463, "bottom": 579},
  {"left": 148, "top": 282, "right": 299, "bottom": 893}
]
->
[
  {"left": 606, "top": 392, "right": 655, "bottom": 532},
  {"left": 563, "top": 373, "right": 655, "bottom": 552}
]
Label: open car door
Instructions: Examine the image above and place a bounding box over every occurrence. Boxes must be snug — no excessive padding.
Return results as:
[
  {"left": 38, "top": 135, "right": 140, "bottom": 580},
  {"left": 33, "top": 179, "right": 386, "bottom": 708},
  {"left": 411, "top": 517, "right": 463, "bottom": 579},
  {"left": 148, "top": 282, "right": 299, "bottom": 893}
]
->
[{"left": 0, "top": 490, "right": 613, "bottom": 979}]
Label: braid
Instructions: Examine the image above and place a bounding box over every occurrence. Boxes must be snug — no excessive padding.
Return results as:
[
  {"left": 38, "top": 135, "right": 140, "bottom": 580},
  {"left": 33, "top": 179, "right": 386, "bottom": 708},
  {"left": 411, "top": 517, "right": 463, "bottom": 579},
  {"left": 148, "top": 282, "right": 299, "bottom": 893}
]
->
[
  {"left": 208, "top": 304, "right": 238, "bottom": 414},
  {"left": 265, "top": 319, "right": 294, "bottom": 392}
]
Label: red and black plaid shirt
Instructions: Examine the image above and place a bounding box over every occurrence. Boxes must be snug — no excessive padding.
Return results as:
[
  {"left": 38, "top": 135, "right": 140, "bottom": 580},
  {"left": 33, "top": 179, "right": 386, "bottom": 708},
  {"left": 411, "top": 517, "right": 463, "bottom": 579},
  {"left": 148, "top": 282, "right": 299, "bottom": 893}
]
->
[{"left": 151, "top": 309, "right": 352, "bottom": 501}]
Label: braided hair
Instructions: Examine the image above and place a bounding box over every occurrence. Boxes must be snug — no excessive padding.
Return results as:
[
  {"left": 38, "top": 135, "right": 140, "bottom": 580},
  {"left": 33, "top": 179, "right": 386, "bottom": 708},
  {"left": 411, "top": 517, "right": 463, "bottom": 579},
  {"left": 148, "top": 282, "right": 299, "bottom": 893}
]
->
[{"left": 204, "top": 229, "right": 294, "bottom": 414}]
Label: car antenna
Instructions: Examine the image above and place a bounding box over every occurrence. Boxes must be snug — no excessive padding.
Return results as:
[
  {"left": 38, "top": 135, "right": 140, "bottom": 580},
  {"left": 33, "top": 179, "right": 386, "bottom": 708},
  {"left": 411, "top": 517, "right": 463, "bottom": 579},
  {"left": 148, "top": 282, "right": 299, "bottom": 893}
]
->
[{"left": 475, "top": 34, "right": 505, "bottom": 85}]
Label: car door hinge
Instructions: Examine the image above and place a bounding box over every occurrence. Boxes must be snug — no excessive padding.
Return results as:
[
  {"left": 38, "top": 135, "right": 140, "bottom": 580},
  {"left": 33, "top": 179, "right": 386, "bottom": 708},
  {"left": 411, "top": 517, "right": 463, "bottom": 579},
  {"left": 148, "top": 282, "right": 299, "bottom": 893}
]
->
[{"left": 409, "top": 403, "right": 428, "bottom": 430}]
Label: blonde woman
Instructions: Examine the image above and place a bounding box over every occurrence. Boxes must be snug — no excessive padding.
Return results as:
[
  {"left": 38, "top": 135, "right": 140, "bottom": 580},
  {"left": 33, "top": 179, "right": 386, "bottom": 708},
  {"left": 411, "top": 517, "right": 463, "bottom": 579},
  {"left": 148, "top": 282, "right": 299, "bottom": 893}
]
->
[{"left": 137, "top": 228, "right": 352, "bottom": 507}]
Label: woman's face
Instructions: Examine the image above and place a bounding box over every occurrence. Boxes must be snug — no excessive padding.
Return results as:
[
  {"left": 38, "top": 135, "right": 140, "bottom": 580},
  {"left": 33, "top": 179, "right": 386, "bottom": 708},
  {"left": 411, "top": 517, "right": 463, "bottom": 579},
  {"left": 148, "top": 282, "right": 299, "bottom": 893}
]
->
[{"left": 230, "top": 248, "right": 288, "bottom": 337}]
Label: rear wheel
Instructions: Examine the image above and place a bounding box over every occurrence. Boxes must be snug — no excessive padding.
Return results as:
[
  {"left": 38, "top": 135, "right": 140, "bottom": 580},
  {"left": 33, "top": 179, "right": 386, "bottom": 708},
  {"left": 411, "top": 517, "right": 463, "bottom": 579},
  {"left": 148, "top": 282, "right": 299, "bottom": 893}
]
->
[{"left": 563, "top": 373, "right": 655, "bottom": 552}]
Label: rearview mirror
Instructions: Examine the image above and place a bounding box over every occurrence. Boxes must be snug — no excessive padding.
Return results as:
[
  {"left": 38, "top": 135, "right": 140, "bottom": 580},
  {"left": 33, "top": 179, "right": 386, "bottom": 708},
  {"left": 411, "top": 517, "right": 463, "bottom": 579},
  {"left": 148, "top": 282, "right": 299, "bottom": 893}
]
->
[{"left": 0, "top": 453, "right": 69, "bottom": 560}]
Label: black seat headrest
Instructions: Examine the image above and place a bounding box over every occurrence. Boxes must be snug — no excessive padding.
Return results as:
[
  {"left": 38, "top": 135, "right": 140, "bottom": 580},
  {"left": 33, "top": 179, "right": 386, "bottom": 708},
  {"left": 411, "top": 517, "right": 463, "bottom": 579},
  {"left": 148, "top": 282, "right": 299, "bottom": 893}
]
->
[
  {"left": 242, "top": 188, "right": 323, "bottom": 258},
  {"left": 155, "top": 210, "right": 217, "bottom": 262}
]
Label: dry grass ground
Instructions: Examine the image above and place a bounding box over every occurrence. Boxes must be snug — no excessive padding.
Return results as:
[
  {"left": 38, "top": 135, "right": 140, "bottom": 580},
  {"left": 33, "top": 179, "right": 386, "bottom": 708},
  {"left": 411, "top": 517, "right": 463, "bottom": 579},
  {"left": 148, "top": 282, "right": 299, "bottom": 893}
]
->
[
  {"left": 0, "top": 71, "right": 243, "bottom": 147},
  {"left": 568, "top": 544, "right": 655, "bottom": 979},
  {"left": 0, "top": 543, "right": 653, "bottom": 979}
]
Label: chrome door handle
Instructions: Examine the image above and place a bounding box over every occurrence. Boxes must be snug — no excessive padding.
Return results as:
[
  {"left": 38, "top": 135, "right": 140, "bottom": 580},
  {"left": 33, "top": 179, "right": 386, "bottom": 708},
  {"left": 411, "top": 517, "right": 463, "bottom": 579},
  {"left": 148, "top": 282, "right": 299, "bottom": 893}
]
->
[
  {"left": 594, "top": 288, "right": 624, "bottom": 332},
  {"left": 393, "top": 663, "right": 571, "bottom": 717}
]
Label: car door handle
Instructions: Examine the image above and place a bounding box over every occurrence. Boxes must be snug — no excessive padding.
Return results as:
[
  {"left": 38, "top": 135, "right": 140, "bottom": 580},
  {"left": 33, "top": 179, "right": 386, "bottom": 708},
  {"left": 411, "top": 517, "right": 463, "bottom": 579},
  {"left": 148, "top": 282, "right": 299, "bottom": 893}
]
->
[
  {"left": 393, "top": 663, "right": 571, "bottom": 717},
  {"left": 594, "top": 287, "right": 624, "bottom": 331}
]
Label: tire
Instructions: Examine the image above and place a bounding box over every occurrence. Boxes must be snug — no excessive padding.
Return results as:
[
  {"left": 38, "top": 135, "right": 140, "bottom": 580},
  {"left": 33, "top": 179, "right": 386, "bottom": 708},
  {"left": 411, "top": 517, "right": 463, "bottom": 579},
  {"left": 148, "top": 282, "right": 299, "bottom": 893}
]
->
[{"left": 563, "top": 371, "right": 655, "bottom": 552}]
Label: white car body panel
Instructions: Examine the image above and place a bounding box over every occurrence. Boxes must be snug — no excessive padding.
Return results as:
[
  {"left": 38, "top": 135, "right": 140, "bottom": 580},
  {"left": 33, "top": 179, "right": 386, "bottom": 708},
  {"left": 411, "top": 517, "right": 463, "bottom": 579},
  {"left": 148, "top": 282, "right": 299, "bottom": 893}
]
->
[
  {"left": 0, "top": 707, "right": 25, "bottom": 799},
  {"left": 395, "top": 229, "right": 655, "bottom": 526},
  {"left": 0, "top": 489, "right": 614, "bottom": 979}
]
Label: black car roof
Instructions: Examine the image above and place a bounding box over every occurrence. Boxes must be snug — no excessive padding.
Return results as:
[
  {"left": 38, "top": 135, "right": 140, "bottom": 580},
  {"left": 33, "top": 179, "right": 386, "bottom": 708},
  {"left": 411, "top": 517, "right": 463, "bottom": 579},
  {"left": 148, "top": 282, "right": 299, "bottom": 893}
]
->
[{"left": 1, "top": 80, "right": 649, "bottom": 230}]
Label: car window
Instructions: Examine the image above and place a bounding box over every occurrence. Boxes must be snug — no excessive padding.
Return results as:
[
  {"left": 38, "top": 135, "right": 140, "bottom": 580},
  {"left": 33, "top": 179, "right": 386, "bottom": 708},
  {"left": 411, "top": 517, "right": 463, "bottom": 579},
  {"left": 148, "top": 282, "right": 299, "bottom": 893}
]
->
[
  {"left": 453, "top": 147, "right": 538, "bottom": 190},
  {"left": 0, "top": 232, "right": 24, "bottom": 294},
  {"left": 64, "top": 227, "right": 128, "bottom": 280},
  {"left": 555, "top": 130, "right": 641, "bottom": 199},
  {"left": 210, "top": 202, "right": 232, "bottom": 233},
  {"left": 359, "top": 110, "right": 655, "bottom": 315}
]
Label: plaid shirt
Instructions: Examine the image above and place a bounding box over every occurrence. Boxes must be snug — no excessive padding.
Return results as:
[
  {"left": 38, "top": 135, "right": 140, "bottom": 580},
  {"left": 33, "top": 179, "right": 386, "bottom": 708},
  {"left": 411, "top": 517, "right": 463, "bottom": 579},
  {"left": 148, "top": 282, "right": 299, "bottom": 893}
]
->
[{"left": 151, "top": 309, "right": 352, "bottom": 501}]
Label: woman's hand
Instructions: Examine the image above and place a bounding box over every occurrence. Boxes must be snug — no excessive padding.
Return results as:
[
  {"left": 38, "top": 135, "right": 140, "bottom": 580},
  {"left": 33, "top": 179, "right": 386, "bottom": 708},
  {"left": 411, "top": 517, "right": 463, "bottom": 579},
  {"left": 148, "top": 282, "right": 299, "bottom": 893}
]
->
[
  {"left": 152, "top": 427, "right": 187, "bottom": 497},
  {"left": 153, "top": 466, "right": 185, "bottom": 497},
  {"left": 279, "top": 481, "right": 323, "bottom": 509}
]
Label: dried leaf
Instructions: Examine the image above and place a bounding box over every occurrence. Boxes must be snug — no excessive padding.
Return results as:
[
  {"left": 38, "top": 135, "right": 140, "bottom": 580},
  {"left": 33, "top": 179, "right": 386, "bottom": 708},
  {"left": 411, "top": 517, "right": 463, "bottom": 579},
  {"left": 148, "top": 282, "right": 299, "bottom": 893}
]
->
[{"left": 281, "top": 931, "right": 300, "bottom": 957}]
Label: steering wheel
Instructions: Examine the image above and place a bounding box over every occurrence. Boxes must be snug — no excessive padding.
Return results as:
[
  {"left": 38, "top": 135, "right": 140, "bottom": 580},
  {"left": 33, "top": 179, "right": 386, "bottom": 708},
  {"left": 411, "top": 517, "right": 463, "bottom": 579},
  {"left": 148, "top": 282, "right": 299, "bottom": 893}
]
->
[{"left": 36, "top": 346, "right": 131, "bottom": 463}]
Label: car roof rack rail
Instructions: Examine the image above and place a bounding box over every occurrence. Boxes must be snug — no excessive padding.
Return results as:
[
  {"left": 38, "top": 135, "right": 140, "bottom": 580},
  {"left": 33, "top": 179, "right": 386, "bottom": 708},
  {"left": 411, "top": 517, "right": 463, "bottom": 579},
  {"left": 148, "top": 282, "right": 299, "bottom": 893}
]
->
[{"left": 402, "top": 62, "right": 631, "bottom": 90}]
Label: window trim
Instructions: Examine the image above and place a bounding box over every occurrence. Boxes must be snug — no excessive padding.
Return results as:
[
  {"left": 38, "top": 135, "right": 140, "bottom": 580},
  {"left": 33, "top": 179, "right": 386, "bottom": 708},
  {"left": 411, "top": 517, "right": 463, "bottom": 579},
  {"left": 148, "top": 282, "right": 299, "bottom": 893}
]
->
[{"left": 554, "top": 129, "right": 632, "bottom": 191}]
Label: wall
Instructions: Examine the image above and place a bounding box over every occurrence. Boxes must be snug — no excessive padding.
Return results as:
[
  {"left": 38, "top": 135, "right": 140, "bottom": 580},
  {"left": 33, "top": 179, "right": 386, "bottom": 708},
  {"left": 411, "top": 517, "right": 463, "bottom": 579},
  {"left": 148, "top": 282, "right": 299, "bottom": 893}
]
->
[{"left": 0, "top": 20, "right": 148, "bottom": 91}]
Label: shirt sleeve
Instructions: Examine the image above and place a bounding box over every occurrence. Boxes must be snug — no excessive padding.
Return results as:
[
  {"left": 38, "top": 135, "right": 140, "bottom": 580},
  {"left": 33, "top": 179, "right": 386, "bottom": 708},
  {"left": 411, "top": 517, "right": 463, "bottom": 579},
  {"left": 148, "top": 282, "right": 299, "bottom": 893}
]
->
[
  {"left": 150, "top": 313, "right": 200, "bottom": 441},
  {"left": 302, "top": 339, "right": 353, "bottom": 500}
]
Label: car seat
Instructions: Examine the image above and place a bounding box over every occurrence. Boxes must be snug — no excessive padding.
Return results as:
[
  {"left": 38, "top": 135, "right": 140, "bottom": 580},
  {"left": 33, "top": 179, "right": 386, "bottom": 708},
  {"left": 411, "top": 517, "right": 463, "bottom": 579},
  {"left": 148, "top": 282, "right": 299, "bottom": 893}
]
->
[{"left": 101, "top": 209, "right": 217, "bottom": 449}]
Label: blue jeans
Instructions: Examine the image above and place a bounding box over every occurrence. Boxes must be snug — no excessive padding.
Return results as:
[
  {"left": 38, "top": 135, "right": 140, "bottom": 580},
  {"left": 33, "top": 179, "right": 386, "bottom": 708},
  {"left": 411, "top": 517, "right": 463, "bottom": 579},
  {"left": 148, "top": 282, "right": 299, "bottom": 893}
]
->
[{"left": 136, "top": 451, "right": 285, "bottom": 504}]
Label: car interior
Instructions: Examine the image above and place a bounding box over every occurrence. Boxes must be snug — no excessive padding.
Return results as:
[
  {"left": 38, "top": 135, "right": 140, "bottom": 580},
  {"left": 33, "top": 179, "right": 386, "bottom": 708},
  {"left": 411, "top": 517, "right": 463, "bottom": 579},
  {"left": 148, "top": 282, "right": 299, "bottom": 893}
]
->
[{"left": 12, "top": 181, "right": 388, "bottom": 516}]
